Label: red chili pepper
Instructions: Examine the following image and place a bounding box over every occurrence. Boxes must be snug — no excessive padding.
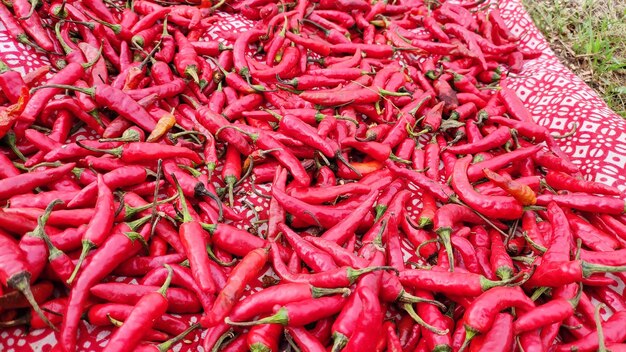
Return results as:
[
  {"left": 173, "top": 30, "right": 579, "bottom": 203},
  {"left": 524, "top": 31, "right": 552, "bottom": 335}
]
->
[
  {"left": 61, "top": 223, "right": 151, "bottom": 350},
  {"left": 385, "top": 160, "right": 452, "bottom": 202},
  {"left": 170, "top": 175, "right": 217, "bottom": 295},
  {"left": 66, "top": 174, "right": 115, "bottom": 284},
  {"left": 452, "top": 155, "right": 523, "bottom": 220},
  {"left": 280, "top": 223, "right": 338, "bottom": 272},
  {"left": 0, "top": 162, "right": 75, "bottom": 200},
  {"left": 400, "top": 267, "right": 524, "bottom": 296},
  {"left": 450, "top": 236, "right": 481, "bottom": 274},
  {"left": 90, "top": 303, "right": 187, "bottom": 336},
  {"left": 240, "top": 323, "right": 280, "bottom": 352},
  {"left": 36, "top": 83, "right": 158, "bottom": 132},
  {"left": 228, "top": 295, "right": 346, "bottom": 328},
  {"left": 460, "top": 287, "right": 535, "bottom": 348},
  {"left": 101, "top": 266, "right": 173, "bottom": 351},
  {"left": 476, "top": 313, "right": 514, "bottom": 351},
  {"left": 447, "top": 126, "right": 511, "bottom": 155},
  {"left": 229, "top": 283, "right": 349, "bottom": 325},
  {"left": 555, "top": 311, "right": 626, "bottom": 352},
  {"left": 467, "top": 145, "right": 542, "bottom": 182},
  {"left": 201, "top": 247, "right": 268, "bottom": 327},
  {"left": 272, "top": 186, "right": 360, "bottom": 229},
  {"left": 0, "top": 221, "right": 56, "bottom": 330},
  {"left": 411, "top": 290, "right": 452, "bottom": 351},
  {"left": 90, "top": 281, "right": 201, "bottom": 314},
  {"left": 536, "top": 193, "right": 626, "bottom": 215},
  {"left": 546, "top": 170, "right": 621, "bottom": 196}
]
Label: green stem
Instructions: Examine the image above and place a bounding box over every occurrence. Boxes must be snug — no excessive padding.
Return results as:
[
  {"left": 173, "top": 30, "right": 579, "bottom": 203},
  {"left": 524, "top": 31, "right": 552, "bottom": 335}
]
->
[
  {"left": 225, "top": 308, "right": 289, "bottom": 326},
  {"left": 66, "top": 241, "right": 92, "bottom": 285},
  {"left": 157, "top": 323, "right": 201, "bottom": 352},
  {"left": 436, "top": 229, "right": 454, "bottom": 272},
  {"left": 158, "top": 264, "right": 173, "bottom": 296},
  {"left": 596, "top": 303, "right": 607, "bottom": 352},
  {"left": 170, "top": 174, "right": 193, "bottom": 223},
  {"left": 8, "top": 275, "right": 57, "bottom": 331},
  {"left": 403, "top": 303, "right": 449, "bottom": 335}
]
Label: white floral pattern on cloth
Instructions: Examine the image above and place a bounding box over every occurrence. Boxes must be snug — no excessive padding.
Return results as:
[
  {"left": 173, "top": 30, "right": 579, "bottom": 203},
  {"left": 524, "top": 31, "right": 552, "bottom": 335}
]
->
[{"left": 1, "top": 0, "right": 626, "bottom": 350}]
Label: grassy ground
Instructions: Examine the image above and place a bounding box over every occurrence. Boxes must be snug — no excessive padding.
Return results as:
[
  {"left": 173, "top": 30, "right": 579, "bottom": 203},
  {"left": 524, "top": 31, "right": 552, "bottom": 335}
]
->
[{"left": 521, "top": 0, "right": 626, "bottom": 117}]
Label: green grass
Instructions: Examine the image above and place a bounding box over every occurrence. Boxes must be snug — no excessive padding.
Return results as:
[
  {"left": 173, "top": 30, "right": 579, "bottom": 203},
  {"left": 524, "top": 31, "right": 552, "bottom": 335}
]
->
[{"left": 522, "top": 0, "right": 626, "bottom": 117}]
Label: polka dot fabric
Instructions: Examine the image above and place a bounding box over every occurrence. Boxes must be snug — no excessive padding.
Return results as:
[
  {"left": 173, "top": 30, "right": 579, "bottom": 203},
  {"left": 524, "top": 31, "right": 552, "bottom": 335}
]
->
[{"left": 1, "top": 0, "right": 625, "bottom": 351}]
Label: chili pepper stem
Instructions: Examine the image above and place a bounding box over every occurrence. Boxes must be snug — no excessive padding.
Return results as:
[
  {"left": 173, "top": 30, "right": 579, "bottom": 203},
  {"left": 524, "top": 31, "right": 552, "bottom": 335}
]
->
[
  {"left": 435, "top": 229, "right": 455, "bottom": 272},
  {"left": 123, "top": 193, "right": 179, "bottom": 220},
  {"left": 458, "top": 329, "right": 477, "bottom": 352},
  {"left": 171, "top": 174, "right": 194, "bottom": 223},
  {"left": 30, "top": 83, "right": 94, "bottom": 96},
  {"left": 206, "top": 245, "right": 237, "bottom": 266},
  {"left": 581, "top": 261, "right": 626, "bottom": 277},
  {"left": 0, "top": 316, "right": 31, "bottom": 328},
  {"left": 156, "top": 323, "right": 201, "bottom": 352},
  {"left": 75, "top": 140, "right": 123, "bottom": 157},
  {"left": 399, "top": 291, "right": 447, "bottom": 309},
  {"left": 15, "top": 202, "right": 65, "bottom": 323},
  {"left": 186, "top": 66, "right": 200, "bottom": 84},
  {"left": 210, "top": 330, "right": 235, "bottom": 352},
  {"left": 66, "top": 241, "right": 93, "bottom": 285},
  {"left": 7, "top": 275, "right": 57, "bottom": 330},
  {"left": 331, "top": 333, "right": 348, "bottom": 352},
  {"left": 522, "top": 231, "right": 547, "bottom": 253},
  {"left": 481, "top": 270, "right": 530, "bottom": 290},
  {"left": 158, "top": 264, "right": 174, "bottom": 296},
  {"left": 311, "top": 287, "right": 351, "bottom": 298},
  {"left": 596, "top": 303, "right": 608, "bottom": 352},
  {"left": 194, "top": 183, "right": 224, "bottom": 221},
  {"left": 224, "top": 176, "right": 236, "bottom": 207},
  {"left": 225, "top": 308, "right": 289, "bottom": 326},
  {"left": 402, "top": 303, "right": 449, "bottom": 335}
]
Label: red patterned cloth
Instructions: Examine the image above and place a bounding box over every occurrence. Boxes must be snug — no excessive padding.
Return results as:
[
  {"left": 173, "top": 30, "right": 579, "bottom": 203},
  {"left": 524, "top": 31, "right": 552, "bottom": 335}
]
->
[{"left": 0, "top": 0, "right": 625, "bottom": 351}]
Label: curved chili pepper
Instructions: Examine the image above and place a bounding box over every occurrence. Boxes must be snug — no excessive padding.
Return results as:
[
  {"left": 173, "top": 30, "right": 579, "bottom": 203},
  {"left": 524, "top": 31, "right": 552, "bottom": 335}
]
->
[
  {"left": 270, "top": 242, "right": 392, "bottom": 288},
  {"left": 385, "top": 160, "right": 452, "bottom": 202},
  {"left": 433, "top": 203, "right": 486, "bottom": 271},
  {"left": 514, "top": 286, "right": 581, "bottom": 334},
  {"left": 201, "top": 247, "right": 269, "bottom": 327},
  {"left": 102, "top": 266, "right": 173, "bottom": 351},
  {"left": 35, "top": 83, "right": 158, "bottom": 132},
  {"left": 61, "top": 224, "right": 151, "bottom": 350},
  {"left": 476, "top": 313, "right": 514, "bottom": 351},
  {"left": 140, "top": 264, "right": 214, "bottom": 313},
  {"left": 447, "top": 126, "right": 511, "bottom": 154},
  {"left": 450, "top": 236, "right": 481, "bottom": 274},
  {"left": 280, "top": 223, "right": 337, "bottom": 272},
  {"left": 452, "top": 155, "right": 523, "bottom": 220},
  {"left": 461, "top": 287, "right": 535, "bottom": 348}
]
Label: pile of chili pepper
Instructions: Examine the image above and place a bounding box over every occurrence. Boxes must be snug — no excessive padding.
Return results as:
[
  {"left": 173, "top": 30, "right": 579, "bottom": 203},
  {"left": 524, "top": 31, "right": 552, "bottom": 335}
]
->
[{"left": 1, "top": 0, "right": 626, "bottom": 350}]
